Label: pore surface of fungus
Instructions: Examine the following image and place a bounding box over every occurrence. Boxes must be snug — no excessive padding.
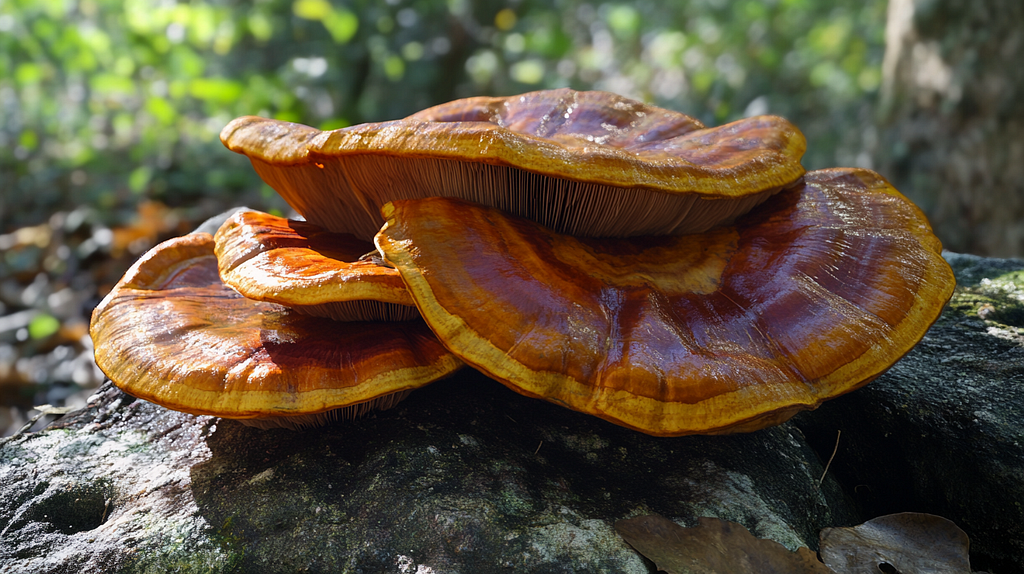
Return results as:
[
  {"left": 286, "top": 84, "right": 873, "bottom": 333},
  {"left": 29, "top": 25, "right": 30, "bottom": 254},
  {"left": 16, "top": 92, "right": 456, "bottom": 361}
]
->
[
  {"left": 375, "top": 168, "right": 955, "bottom": 436},
  {"left": 215, "top": 210, "right": 417, "bottom": 322},
  {"left": 221, "top": 88, "right": 806, "bottom": 240},
  {"left": 90, "top": 233, "right": 462, "bottom": 428}
]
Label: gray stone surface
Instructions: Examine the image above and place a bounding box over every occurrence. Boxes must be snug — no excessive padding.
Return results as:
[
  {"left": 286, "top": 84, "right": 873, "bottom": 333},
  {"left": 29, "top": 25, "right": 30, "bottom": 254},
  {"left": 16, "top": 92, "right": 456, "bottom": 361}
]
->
[
  {"left": 795, "top": 252, "right": 1024, "bottom": 573},
  {"left": 3, "top": 251, "right": 1021, "bottom": 573},
  {"left": 0, "top": 371, "right": 853, "bottom": 573}
]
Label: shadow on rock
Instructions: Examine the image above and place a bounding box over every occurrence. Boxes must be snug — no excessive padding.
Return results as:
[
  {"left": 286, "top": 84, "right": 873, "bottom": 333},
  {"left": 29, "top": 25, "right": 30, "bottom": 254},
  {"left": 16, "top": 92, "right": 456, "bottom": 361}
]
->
[{"left": 186, "top": 369, "right": 856, "bottom": 573}]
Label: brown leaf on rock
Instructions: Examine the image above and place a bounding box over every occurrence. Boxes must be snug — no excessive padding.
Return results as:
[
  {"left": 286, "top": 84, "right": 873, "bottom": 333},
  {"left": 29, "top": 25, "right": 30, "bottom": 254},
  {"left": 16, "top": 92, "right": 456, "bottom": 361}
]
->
[
  {"left": 819, "top": 512, "right": 971, "bottom": 574},
  {"left": 614, "top": 514, "right": 832, "bottom": 574}
]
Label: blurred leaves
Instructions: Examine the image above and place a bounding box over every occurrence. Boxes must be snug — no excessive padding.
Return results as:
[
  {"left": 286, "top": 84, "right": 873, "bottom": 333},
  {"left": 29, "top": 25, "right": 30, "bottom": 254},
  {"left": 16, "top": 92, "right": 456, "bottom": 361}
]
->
[
  {"left": 0, "top": 199, "right": 191, "bottom": 434},
  {"left": 1, "top": 0, "right": 887, "bottom": 236},
  {"left": 27, "top": 314, "right": 60, "bottom": 340}
]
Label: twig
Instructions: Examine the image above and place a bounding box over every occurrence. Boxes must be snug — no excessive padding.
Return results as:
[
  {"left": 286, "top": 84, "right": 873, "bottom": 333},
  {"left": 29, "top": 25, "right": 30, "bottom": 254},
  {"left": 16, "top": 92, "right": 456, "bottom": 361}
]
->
[
  {"left": 0, "top": 404, "right": 74, "bottom": 446},
  {"left": 818, "top": 430, "right": 841, "bottom": 487},
  {"left": 534, "top": 440, "right": 543, "bottom": 455}
]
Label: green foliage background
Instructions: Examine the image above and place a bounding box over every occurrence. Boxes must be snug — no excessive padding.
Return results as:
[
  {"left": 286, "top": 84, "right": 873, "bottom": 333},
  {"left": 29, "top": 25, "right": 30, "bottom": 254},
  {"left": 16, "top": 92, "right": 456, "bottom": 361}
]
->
[{"left": 0, "top": 0, "right": 887, "bottom": 232}]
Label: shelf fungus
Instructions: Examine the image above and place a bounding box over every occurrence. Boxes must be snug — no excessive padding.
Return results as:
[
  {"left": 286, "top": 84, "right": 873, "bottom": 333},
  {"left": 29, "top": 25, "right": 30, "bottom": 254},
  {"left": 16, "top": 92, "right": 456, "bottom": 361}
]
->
[
  {"left": 214, "top": 209, "right": 418, "bottom": 322},
  {"left": 92, "top": 89, "right": 953, "bottom": 435},
  {"left": 374, "top": 168, "right": 955, "bottom": 436},
  {"left": 89, "top": 232, "right": 462, "bottom": 430},
  {"left": 220, "top": 88, "right": 806, "bottom": 241}
]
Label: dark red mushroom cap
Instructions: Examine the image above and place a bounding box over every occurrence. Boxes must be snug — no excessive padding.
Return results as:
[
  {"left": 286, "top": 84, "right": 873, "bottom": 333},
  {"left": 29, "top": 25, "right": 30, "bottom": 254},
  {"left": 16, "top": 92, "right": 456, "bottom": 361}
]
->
[{"left": 374, "top": 168, "right": 955, "bottom": 436}]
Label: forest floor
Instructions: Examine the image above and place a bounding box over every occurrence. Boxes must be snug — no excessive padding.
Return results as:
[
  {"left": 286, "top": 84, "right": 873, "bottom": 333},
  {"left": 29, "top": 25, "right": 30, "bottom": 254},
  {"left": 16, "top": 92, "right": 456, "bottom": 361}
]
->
[{"left": 0, "top": 201, "right": 220, "bottom": 436}]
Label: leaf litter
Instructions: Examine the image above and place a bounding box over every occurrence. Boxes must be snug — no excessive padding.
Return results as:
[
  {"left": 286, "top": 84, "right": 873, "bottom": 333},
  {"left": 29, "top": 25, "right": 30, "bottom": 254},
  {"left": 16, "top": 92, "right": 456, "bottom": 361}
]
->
[{"left": 615, "top": 512, "right": 975, "bottom": 574}]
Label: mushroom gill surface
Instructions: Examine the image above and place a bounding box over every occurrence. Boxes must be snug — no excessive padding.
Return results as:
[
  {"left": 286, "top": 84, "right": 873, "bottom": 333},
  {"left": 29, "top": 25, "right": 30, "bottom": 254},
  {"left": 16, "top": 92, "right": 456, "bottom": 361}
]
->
[
  {"left": 89, "top": 232, "right": 462, "bottom": 428},
  {"left": 215, "top": 209, "right": 418, "bottom": 322},
  {"left": 374, "top": 168, "right": 955, "bottom": 436},
  {"left": 221, "top": 88, "right": 806, "bottom": 240}
]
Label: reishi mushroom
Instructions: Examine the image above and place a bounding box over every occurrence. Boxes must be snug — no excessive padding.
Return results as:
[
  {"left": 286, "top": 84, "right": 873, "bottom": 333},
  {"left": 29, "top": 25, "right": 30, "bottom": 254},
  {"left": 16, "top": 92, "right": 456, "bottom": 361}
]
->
[
  {"left": 220, "top": 88, "right": 807, "bottom": 240},
  {"left": 89, "top": 232, "right": 461, "bottom": 430},
  {"left": 374, "top": 168, "right": 954, "bottom": 435},
  {"left": 214, "top": 209, "right": 418, "bottom": 322},
  {"left": 90, "top": 88, "right": 954, "bottom": 436}
]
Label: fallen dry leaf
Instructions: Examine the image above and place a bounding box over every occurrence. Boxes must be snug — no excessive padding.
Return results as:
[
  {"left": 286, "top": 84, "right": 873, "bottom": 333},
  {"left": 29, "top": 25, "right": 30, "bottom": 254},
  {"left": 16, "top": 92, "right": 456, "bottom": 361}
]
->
[
  {"left": 615, "top": 514, "right": 831, "bottom": 574},
  {"left": 819, "top": 512, "right": 971, "bottom": 574},
  {"left": 111, "top": 200, "right": 177, "bottom": 257}
]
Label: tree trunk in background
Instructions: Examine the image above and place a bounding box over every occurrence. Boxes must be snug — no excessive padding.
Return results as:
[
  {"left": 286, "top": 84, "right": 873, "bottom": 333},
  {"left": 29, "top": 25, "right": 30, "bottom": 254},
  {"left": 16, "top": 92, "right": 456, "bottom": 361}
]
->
[{"left": 879, "top": 0, "right": 1024, "bottom": 257}]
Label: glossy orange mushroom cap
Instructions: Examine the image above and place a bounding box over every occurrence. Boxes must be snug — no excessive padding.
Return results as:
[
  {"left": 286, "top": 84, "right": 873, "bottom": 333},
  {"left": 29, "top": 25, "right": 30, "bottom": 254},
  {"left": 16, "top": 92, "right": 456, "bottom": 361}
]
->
[
  {"left": 89, "top": 232, "right": 462, "bottom": 428},
  {"left": 214, "top": 210, "right": 417, "bottom": 322}
]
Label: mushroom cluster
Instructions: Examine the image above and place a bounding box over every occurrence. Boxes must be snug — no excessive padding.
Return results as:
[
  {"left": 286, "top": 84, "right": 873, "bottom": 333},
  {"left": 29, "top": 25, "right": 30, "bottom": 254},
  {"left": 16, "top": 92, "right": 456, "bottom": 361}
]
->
[{"left": 90, "top": 88, "right": 954, "bottom": 435}]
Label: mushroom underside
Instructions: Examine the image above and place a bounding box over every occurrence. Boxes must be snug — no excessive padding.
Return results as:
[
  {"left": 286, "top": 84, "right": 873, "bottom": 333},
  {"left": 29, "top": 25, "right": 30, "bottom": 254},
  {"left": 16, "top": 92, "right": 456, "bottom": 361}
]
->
[
  {"left": 236, "top": 390, "right": 413, "bottom": 430},
  {"left": 222, "top": 88, "right": 807, "bottom": 240},
  {"left": 251, "top": 154, "right": 787, "bottom": 240}
]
